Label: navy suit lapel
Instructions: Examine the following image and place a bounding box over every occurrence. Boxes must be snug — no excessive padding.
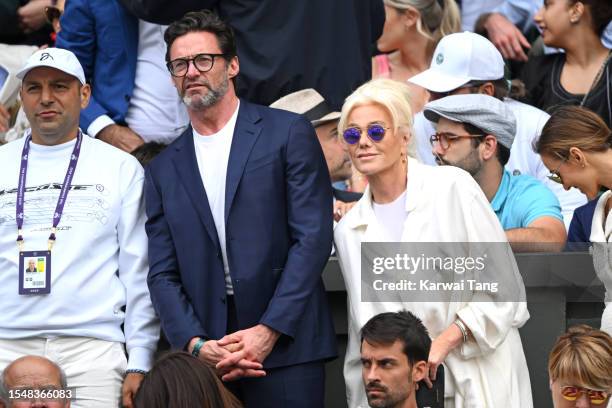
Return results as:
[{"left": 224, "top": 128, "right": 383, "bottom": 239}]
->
[
  {"left": 171, "top": 127, "right": 221, "bottom": 251},
  {"left": 225, "top": 101, "right": 262, "bottom": 223}
]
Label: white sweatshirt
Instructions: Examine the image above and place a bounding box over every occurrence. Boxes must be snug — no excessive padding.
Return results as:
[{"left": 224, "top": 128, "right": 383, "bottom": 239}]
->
[{"left": 0, "top": 134, "right": 159, "bottom": 371}]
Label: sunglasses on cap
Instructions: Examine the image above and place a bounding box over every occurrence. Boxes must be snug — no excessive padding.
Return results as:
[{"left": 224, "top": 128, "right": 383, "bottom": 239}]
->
[
  {"left": 342, "top": 124, "right": 389, "bottom": 145},
  {"left": 560, "top": 386, "right": 609, "bottom": 404}
]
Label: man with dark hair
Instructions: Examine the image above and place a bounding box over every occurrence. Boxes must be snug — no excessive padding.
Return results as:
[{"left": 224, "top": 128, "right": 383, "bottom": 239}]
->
[
  {"left": 425, "top": 93, "right": 567, "bottom": 252},
  {"left": 145, "top": 10, "right": 336, "bottom": 407},
  {"left": 408, "top": 31, "right": 586, "bottom": 228},
  {"left": 360, "top": 311, "right": 430, "bottom": 408}
]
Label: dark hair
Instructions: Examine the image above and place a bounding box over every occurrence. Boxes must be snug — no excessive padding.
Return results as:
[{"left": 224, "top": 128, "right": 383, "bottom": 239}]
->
[
  {"left": 534, "top": 105, "right": 612, "bottom": 158},
  {"left": 464, "top": 122, "right": 511, "bottom": 166},
  {"left": 164, "top": 10, "right": 237, "bottom": 63},
  {"left": 568, "top": 0, "right": 612, "bottom": 37},
  {"left": 360, "top": 311, "right": 431, "bottom": 366},
  {"left": 133, "top": 352, "right": 243, "bottom": 408},
  {"left": 131, "top": 142, "right": 167, "bottom": 166}
]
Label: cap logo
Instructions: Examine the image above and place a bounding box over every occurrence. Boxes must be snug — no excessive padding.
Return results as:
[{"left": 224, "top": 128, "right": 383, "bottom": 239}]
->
[
  {"left": 40, "top": 53, "right": 54, "bottom": 61},
  {"left": 435, "top": 53, "right": 444, "bottom": 65}
]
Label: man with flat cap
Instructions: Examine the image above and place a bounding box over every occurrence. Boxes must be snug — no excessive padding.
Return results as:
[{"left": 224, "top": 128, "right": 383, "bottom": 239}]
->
[
  {"left": 424, "top": 94, "right": 567, "bottom": 252},
  {"left": 0, "top": 47, "right": 159, "bottom": 408},
  {"left": 270, "top": 89, "right": 361, "bottom": 219}
]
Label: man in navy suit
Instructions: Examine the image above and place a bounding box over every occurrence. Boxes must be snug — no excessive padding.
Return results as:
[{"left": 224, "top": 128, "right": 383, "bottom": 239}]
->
[{"left": 144, "top": 10, "right": 337, "bottom": 407}]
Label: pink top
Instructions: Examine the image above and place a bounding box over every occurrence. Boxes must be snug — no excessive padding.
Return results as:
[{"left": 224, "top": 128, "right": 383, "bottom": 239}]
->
[{"left": 374, "top": 54, "right": 391, "bottom": 78}]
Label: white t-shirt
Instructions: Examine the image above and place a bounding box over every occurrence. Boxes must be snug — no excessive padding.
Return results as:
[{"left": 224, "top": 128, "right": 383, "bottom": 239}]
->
[
  {"left": 414, "top": 98, "right": 586, "bottom": 227},
  {"left": 372, "top": 191, "right": 407, "bottom": 242},
  {"left": 193, "top": 102, "right": 240, "bottom": 294},
  {"left": 0, "top": 134, "right": 159, "bottom": 371},
  {"left": 125, "top": 21, "right": 189, "bottom": 143}
]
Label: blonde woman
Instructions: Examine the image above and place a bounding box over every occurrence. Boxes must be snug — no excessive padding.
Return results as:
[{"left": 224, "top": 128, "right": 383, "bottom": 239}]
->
[
  {"left": 548, "top": 325, "right": 612, "bottom": 407},
  {"left": 534, "top": 106, "right": 612, "bottom": 334},
  {"left": 334, "top": 78, "right": 533, "bottom": 408},
  {"left": 372, "top": 0, "right": 460, "bottom": 114}
]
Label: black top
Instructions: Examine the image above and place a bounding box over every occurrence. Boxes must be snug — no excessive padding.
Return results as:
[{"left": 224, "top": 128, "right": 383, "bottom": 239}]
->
[
  {"left": 118, "top": 0, "right": 384, "bottom": 109},
  {"left": 521, "top": 53, "right": 612, "bottom": 126}
]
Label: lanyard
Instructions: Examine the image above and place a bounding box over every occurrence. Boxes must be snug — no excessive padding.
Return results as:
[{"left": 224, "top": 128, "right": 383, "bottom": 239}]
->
[{"left": 16, "top": 131, "right": 83, "bottom": 251}]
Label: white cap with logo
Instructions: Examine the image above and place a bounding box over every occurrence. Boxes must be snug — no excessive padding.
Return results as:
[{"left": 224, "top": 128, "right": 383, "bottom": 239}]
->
[
  {"left": 408, "top": 32, "right": 505, "bottom": 93},
  {"left": 16, "top": 47, "right": 86, "bottom": 85}
]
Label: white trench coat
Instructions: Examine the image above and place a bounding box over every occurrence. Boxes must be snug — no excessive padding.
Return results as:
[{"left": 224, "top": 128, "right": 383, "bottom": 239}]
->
[{"left": 334, "top": 159, "right": 534, "bottom": 408}]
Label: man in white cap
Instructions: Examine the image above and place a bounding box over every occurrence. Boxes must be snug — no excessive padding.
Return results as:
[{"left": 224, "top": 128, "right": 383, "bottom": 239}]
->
[
  {"left": 409, "top": 31, "right": 585, "bottom": 228},
  {"left": 0, "top": 47, "right": 159, "bottom": 408},
  {"left": 425, "top": 93, "right": 567, "bottom": 252}
]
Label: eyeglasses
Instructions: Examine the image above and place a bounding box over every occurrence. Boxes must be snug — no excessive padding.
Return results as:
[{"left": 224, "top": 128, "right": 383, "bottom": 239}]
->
[
  {"left": 44, "top": 6, "right": 62, "bottom": 24},
  {"left": 561, "top": 386, "right": 609, "bottom": 404},
  {"left": 547, "top": 154, "right": 568, "bottom": 184},
  {"left": 166, "top": 53, "right": 226, "bottom": 77},
  {"left": 429, "top": 132, "right": 485, "bottom": 150},
  {"left": 342, "top": 124, "right": 390, "bottom": 145}
]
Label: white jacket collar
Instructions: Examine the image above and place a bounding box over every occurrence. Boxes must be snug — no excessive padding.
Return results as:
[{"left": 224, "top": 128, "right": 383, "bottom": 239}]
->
[{"left": 347, "top": 158, "right": 424, "bottom": 229}]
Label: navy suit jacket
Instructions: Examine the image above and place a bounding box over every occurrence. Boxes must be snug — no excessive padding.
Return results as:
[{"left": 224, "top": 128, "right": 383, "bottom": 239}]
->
[
  {"left": 144, "top": 100, "right": 337, "bottom": 368},
  {"left": 56, "top": 0, "right": 138, "bottom": 131}
]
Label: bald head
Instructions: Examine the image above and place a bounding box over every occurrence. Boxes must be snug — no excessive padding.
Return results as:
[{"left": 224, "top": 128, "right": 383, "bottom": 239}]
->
[{"left": 2, "top": 356, "right": 69, "bottom": 407}]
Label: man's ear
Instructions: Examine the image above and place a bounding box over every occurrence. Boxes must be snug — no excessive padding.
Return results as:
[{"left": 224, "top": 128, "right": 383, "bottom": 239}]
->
[
  {"left": 412, "top": 360, "right": 428, "bottom": 382},
  {"left": 227, "top": 56, "right": 240, "bottom": 79},
  {"left": 480, "top": 135, "right": 497, "bottom": 161},
  {"left": 80, "top": 83, "right": 91, "bottom": 109},
  {"left": 478, "top": 82, "right": 495, "bottom": 97}
]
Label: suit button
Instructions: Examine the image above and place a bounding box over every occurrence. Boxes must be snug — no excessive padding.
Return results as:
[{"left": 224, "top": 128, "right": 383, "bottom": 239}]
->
[
  {"left": 221, "top": 297, "right": 226, "bottom": 304},
  {"left": 217, "top": 251, "right": 222, "bottom": 259}
]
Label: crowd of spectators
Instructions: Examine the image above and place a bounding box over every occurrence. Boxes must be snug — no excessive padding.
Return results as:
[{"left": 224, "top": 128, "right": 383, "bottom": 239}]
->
[{"left": 0, "top": 0, "right": 611, "bottom": 407}]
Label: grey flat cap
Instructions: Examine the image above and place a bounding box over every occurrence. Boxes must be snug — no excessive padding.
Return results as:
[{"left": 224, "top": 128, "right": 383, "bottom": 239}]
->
[{"left": 423, "top": 94, "right": 517, "bottom": 149}]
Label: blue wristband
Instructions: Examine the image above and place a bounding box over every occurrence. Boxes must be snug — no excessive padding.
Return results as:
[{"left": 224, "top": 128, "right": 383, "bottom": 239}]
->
[{"left": 191, "top": 338, "right": 206, "bottom": 358}]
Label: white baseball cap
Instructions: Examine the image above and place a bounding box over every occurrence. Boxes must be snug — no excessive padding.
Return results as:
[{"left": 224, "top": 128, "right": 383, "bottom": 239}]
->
[
  {"left": 16, "top": 47, "right": 86, "bottom": 85},
  {"left": 408, "top": 32, "right": 505, "bottom": 93}
]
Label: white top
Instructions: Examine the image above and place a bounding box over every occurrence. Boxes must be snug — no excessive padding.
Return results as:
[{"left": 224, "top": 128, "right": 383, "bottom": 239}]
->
[
  {"left": 372, "top": 190, "right": 407, "bottom": 242},
  {"left": 414, "top": 98, "right": 587, "bottom": 227},
  {"left": 125, "top": 20, "right": 189, "bottom": 143},
  {"left": 0, "top": 134, "right": 159, "bottom": 371},
  {"left": 193, "top": 102, "right": 240, "bottom": 295},
  {"left": 590, "top": 191, "right": 612, "bottom": 334},
  {"left": 334, "top": 158, "right": 532, "bottom": 408}
]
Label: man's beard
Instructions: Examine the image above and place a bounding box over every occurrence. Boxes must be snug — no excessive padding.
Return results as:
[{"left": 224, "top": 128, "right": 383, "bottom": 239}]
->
[
  {"left": 365, "top": 382, "right": 409, "bottom": 408},
  {"left": 435, "top": 150, "right": 483, "bottom": 178},
  {"left": 181, "top": 74, "right": 229, "bottom": 111}
]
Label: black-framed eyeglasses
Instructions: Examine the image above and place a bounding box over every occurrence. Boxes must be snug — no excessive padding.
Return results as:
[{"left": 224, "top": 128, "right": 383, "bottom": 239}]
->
[
  {"left": 429, "top": 132, "right": 485, "bottom": 150},
  {"left": 166, "top": 53, "right": 226, "bottom": 77},
  {"left": 342, "top": 124, "right": 390, "bottom": 145},
  {"left": 547, "top": 154, "right": 568, "bottom": 184}
]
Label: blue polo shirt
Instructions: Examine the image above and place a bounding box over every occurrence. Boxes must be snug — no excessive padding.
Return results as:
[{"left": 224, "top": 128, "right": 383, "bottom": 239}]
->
[{"left": 491, "top": 169, "right": 563, "bottom": 229}]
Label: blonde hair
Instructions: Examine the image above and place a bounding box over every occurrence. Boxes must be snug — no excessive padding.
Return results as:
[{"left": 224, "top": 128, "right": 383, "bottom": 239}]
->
[
  {"left": 338, "top": 78, "right": 417, "bottom": 159},
  {"left": 548, "top": 325, "right": 612, "bottom": 391},
  {"left": 384, "top": 0, "right": 461, "bottom": 45}
]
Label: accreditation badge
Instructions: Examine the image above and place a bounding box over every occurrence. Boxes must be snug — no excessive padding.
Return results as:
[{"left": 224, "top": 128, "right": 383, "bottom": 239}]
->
[{"left": 18, "top": 250, "right": 51, "bottom": 295}]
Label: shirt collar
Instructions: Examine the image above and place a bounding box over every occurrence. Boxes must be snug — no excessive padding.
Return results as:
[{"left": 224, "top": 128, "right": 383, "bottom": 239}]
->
[
  {"left": 490, "top": 169, "right": 511, "bottom": 212},
  {"left": 347, "top": 158, "right": 423, "bottom": 229}
]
